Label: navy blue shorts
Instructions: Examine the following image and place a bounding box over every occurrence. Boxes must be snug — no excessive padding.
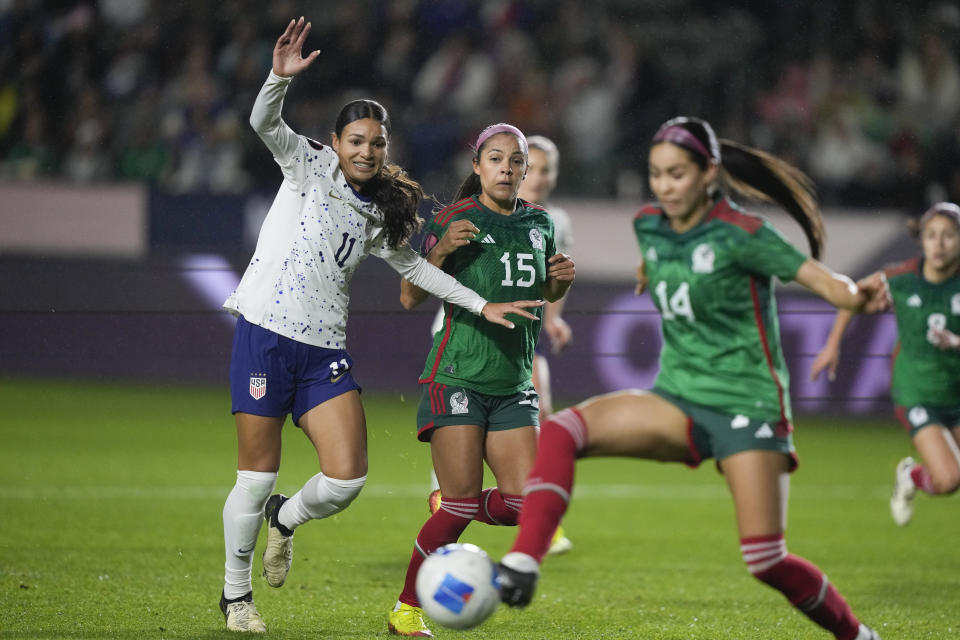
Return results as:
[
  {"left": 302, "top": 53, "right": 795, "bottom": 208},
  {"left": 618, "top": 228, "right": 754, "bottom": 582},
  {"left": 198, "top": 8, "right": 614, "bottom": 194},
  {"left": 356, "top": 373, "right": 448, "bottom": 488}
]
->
[{"left": 229, "top": 315, "right": 361, "bottom": 426}]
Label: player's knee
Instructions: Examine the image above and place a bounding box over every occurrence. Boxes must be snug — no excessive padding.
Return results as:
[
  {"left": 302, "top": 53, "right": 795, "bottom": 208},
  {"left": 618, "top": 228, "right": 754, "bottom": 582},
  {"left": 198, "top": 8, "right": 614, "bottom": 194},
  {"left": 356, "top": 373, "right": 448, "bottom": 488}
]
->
[
  {"left": 322, "top": 474, "right": 366, "bottom": 510},
  {"left": 932, "top": 468, "right": 960, "bottom": 495}
]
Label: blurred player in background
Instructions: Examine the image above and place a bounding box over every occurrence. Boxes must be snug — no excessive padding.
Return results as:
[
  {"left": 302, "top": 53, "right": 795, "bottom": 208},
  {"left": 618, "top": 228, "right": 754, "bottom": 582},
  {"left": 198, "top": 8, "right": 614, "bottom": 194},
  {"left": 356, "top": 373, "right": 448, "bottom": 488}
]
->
[
  {"left": 425, "top": 135, "right": 575, "bottom": 554},
  {"left": 219, "top": 19, "right": 540, "bottom": 633},
  {"left": 497, "top": 116, "right": 887, "bottom": 640},
  {"left": 388, "top": 123, "right": 575, "bottom": 637},
  {"left": 812, "top": 202, "right": 960, "bottom": 526}
]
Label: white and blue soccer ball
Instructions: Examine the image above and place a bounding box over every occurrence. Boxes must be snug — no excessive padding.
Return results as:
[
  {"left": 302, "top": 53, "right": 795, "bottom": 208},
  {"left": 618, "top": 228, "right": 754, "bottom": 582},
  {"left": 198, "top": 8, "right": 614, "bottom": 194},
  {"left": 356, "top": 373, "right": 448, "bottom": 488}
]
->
[{"left": 415, "top": 543, "right": 501, "bottom": 629}]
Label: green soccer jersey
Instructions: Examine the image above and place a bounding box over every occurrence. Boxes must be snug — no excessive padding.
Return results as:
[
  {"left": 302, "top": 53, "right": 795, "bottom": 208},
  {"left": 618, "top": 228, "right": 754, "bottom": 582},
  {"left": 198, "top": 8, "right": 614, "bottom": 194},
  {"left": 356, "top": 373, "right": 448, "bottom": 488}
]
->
[
  {"left": 885, "top": 257, "right": 960, "bottom": 406},
  {"left": 634, "top": 197, "right": 808, "bottom": 421},
  {"left": 418, "top": 196, "right": 556, "bottom": 395}
]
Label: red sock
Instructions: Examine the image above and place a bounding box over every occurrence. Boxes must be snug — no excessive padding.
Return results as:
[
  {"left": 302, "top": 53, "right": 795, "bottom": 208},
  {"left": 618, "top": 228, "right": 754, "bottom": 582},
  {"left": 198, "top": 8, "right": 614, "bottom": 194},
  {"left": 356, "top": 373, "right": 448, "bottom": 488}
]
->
[
  {"left": 509, "top": 408, "right": 586, "bottom": 563},
  {"left": 474, "top": 488, "right": 522, "bottom": 525},
  {"left": 743, "top": 534, "right": 860, "bottom": 640},
  {"left": 398, "top": 497, "right": 478, "bottom": 606},
  {"left": 910, "top": 464, "right": 937, "bottom": 494}
]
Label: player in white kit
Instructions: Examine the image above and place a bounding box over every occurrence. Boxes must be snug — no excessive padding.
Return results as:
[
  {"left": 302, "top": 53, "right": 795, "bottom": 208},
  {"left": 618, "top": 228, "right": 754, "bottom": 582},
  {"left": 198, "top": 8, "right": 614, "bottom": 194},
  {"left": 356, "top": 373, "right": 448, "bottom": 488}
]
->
[{"left": 218, "top": 18, "right": 541, "bottom": 632}]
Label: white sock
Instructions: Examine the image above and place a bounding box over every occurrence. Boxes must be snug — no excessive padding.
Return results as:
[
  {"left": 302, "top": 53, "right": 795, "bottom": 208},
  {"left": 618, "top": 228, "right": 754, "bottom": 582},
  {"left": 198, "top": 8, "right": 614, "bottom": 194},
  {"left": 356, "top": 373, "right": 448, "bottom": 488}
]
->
[
  {"left": 501, "top": 551, "right": 540, "bottom": 575},
  {"left": 222, "top": 470, "right": 277, "bottom": 599},
  {"left": 278, "top": 473, "right": 366, "bottom": 530}
]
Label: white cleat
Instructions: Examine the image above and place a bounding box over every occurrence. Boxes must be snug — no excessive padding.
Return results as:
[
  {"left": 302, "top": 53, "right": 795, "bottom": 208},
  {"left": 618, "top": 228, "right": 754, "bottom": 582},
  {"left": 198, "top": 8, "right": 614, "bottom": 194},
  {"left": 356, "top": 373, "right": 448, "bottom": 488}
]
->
[
  {"left": 854, "top": 623, "right": 882, "bottom": 639},
  {"left": 219, "top": 591, "right": 267, "bottom": 633},
  {"left": 262, "top": 494, "right": 293, "bottom": 587},
  {"left": 890, "top": 457, "right": 917, "bottom": 527}
]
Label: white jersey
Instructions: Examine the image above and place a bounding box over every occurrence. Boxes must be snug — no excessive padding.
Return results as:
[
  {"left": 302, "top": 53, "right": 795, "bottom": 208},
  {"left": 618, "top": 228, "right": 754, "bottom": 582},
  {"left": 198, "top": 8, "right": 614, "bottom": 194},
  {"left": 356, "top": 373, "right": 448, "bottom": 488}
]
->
[{"left": 224, "top": 72, "right": 486, "bottom": 349}]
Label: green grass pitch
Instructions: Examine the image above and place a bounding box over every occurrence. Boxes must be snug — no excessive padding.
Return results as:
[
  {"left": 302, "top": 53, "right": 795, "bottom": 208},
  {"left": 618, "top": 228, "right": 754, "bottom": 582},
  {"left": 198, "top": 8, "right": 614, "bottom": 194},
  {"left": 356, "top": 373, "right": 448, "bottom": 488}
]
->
[{"left": 1, "top": 379, "right": 957, "bottom": 639}]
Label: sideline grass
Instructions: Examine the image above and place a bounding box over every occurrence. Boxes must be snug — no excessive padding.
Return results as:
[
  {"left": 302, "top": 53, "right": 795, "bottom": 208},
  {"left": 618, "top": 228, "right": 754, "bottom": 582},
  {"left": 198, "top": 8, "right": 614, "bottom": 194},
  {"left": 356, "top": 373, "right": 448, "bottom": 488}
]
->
[{"left": 1, "top": 378, "right": 956, "bottom": 639}]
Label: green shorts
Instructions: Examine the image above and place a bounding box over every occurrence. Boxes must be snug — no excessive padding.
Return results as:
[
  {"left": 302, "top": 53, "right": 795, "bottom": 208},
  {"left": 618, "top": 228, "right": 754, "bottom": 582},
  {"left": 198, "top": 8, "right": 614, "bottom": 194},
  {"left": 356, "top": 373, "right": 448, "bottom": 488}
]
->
[
  {"left": 416, "top": 382, "right": 539, "bottom": 442},
  {"left": 653, "top": 388, "right": 798, "bottom": 472},
  {"left": 895, "top": 402, "right": 960, "bottom": 437}
]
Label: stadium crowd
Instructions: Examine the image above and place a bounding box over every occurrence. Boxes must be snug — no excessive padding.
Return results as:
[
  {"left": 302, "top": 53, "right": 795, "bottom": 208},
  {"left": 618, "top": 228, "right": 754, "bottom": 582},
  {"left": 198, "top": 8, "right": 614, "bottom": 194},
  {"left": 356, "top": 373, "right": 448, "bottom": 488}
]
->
[{"left": 2, "top": 0, "right": 960, "bottom": 209}]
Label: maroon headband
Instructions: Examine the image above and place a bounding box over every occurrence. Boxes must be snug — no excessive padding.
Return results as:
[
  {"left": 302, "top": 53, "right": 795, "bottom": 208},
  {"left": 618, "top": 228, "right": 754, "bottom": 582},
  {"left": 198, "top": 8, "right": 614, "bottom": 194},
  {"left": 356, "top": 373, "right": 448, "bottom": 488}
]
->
[
  {"left": 920, "top": 202, "right": 960, "bottom": 228},
  {"left": 652, "top": 125, "right": 716, "bottom": 162}
]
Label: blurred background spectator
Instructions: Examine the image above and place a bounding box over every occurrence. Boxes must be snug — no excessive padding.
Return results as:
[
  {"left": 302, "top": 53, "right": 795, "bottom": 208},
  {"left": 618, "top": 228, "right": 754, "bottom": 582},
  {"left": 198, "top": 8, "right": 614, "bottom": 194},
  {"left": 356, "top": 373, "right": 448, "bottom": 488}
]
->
[{"left": 1, "top": 0, "right": 959, "bottom": 208}]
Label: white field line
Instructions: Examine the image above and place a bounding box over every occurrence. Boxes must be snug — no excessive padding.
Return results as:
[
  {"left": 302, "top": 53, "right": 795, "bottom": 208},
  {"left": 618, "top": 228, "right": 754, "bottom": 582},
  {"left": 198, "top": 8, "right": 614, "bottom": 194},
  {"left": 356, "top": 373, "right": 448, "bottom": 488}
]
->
[{"left": 0, "top": 483, "right": 891, "bottom": 501}]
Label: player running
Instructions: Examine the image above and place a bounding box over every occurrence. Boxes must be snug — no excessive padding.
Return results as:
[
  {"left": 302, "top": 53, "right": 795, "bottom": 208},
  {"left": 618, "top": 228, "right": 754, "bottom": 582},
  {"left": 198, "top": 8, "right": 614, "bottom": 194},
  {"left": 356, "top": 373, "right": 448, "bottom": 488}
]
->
[
  {"left": 218, "top": 19, "right": 540, "bottom": 633},
  {"left": 497, "top": 116, "right": 886, "bottom": 640},
  {"left": 388, "top": 123, "right": 575, "bottom": 637},
  {"left": 812, "top": 202, "right": 960, "bottom": 526}
]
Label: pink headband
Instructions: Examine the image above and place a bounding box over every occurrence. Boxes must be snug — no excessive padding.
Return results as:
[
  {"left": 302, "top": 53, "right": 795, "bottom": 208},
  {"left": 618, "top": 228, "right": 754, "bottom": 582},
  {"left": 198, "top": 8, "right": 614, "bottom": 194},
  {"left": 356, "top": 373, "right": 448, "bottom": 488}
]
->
[
  {"left": 652, "top": 125, "right": 716, "bottom": 162},
  {"left": 476, "top": 123, "right": 528, "bottom": 155},
  {"left": 920, "top": 202, "right": 960, "bottom": 228}
]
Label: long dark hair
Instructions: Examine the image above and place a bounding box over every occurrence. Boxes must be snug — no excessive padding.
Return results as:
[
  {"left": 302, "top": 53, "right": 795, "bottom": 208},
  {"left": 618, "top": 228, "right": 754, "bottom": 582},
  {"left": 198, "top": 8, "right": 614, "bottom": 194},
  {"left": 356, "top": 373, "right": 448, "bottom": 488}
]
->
[
  {"left": 652, "top": 117, "right": 826, "bottom": 260},
  {"left": 335, "top": 99, "right": 424, "bottom": 249}
]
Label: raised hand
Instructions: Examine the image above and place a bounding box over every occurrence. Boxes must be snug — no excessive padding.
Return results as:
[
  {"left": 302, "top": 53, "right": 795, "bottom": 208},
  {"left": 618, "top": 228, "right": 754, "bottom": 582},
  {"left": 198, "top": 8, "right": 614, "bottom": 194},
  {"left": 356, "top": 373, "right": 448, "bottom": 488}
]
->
[
  {"left": 433, "top": 219, "right": 479, "bottom": 259},
  {"left": 273, "top": 17, "right": 319, "bottom": 77},
  {"left": 481, "top": 300, "right": 545, "bottom": 329},
  {"left": 547, "top": 253, "right": 575, "bottom": 282}
]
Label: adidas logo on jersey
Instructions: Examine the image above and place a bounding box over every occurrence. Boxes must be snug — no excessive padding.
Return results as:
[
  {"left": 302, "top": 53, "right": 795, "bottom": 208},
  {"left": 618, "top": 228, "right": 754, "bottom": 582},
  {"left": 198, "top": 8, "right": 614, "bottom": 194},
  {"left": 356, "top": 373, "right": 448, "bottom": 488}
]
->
[
  {"left": 480, "top": 234, "right": 496, "bottom": 244},
  {"left": 907, "top": 294, "right": 922, "bottom": 307}
]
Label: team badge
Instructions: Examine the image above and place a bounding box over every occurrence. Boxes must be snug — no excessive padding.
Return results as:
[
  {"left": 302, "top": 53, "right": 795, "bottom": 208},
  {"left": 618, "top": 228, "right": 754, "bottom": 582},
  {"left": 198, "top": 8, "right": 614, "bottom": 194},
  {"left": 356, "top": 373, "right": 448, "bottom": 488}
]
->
[
  {"left": 518, "top": 388, "right": 539, "bottom": 408},
  {"left": 908, "top": 406, "right": 929, "bottom": 427},
  {"left": 952, "top": 294, "right": 960, "bottom": 314},
  {"left": 249, "top": 375, "right": 267, "bottom": 400},
  {"left": 907, "top": 294, "right": 922, "bottom": 307},
  {"left": 529, "top": 228, "right": 544, "bottom": 251},
  {"left": 450, "top": 391, "right": 469, "bottom": 415},
  {"left": 692, "top": 243, "right": 715, "bottom": 273},
  {"left": 645, "top": 246, "right": 658, "bottom": 263}
]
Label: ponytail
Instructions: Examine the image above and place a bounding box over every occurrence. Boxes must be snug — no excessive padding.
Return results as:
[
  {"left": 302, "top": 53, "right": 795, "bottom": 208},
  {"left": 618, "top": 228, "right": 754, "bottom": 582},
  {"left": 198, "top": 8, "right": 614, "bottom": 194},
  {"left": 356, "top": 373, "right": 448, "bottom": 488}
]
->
[
  {"left": 718, "top": 139, "right": 825, "bottom": 260},
  {"left": 652, "top": 116, "right": 825, "bottom": 259},
  {"left": 361, "top": 164, "right": 425, "bottom": 249}
]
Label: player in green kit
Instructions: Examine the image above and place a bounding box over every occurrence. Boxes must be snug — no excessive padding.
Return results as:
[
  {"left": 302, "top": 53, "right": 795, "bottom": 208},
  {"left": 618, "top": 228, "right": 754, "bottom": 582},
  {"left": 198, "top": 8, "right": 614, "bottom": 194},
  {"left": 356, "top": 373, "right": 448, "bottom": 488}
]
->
[
  {"left": 388, "top": 123, "right": 575, "bottom": 637},
  {"left": 497, "top": 117, "right": 887, "bottom": 640},
  {"left": 812, "top": 202, "right": 960, "bottom": 526}
]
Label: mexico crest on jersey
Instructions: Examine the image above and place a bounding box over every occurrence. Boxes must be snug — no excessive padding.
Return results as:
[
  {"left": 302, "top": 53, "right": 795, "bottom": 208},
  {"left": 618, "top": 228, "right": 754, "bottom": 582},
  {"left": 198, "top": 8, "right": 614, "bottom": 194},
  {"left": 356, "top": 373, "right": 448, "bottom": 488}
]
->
[
  {"left": 952, "top": 293, "right": 960, "bottom": 314},
  {"left": 450, "top": 390, "right": 469, "bottom": 415},
  {"left": 529, "top": 228, "right": 544, "bottom": 251},
  {"left": 692, "top": 243, "right": 715, "bottom": 273},
  {"left": 249, "top": 375, "right": 267, "bottom": 400}
]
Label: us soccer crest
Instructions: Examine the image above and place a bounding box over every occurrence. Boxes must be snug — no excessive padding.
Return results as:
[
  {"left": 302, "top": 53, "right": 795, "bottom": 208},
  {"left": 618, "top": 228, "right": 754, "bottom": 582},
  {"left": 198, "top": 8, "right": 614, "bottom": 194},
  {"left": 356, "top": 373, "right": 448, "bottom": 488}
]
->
[
  {"left": 450, "top": 391, "right": 469, "bottom": 415},
  {"left": 249, "top": 375, "right": 267, "bottom": 400},
  {"left": 692, "top": 243, "right": 715, "bottom": 273},
  {"left": 529, "top": 228, "right": 544, "bottom": 250}
]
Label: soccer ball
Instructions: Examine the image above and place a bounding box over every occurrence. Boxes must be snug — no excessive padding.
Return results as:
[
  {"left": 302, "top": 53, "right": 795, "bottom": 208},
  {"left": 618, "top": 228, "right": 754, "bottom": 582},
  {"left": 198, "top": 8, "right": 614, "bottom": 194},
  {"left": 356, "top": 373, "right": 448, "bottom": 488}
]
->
[{"left": 415, "top": 543, "right": 501, "bottom": 629}]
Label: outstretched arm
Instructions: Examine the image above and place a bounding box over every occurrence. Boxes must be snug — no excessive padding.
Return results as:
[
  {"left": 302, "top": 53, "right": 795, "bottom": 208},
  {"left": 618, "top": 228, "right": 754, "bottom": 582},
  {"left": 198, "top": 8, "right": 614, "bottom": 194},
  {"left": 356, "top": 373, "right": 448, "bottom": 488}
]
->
[
  {"left": 386, "top": 244, "right": 543, "bottom": 330},
  {"left": 249, "top": 18, "right": 320, "bottom": 162},
  {"left": 400, "top": 219, "right": 480, "bottom": 309},
  {"left": 794, "top": 259, "right": 891, "bottom": 314}
]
